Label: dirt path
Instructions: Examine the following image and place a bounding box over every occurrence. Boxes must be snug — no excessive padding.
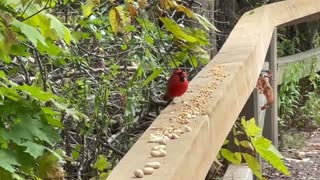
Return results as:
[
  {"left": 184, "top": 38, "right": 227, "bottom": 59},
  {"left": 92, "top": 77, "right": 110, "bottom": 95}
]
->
[{"left": 263, "top": 128, "right": 320, "bottom": 180}]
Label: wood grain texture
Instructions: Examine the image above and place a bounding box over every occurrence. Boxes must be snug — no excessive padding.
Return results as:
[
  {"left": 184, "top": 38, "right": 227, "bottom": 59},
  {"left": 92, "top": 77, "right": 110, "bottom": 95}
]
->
[{"left": 107, "top": 1, "right": 320, "bottom": 179}]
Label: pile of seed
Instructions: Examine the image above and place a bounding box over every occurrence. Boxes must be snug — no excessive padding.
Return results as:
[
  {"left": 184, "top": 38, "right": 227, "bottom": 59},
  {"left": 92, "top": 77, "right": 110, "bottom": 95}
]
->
[
  {"left": 173, "top": 65, "right": 229, "bottom": 124},
  {"left": 133, "top": 65, "right": 229, "bottom": 178}
]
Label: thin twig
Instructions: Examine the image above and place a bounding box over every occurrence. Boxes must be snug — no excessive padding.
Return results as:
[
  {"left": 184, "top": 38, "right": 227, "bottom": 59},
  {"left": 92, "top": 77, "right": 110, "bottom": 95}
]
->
[
  {"left": 16, "top": 57, "right": 31, "bottom": 84},
  {"left": 153, "top": 12, "right": 179, "bottom": 68},
  {"left": 33, "top": 49, "right": 47, "bottom": 91},
  {"left": 20, "top": 0, "right": 34, "bottom": 18},
  {"left": 21, "top": 0, "right": 50, "bottom": 22},
  {"left": 99, "top": 139, "right": 125, "bottom": 157},
  {"left": 77, "top": 132, "right": 86, "bottom": 180}
]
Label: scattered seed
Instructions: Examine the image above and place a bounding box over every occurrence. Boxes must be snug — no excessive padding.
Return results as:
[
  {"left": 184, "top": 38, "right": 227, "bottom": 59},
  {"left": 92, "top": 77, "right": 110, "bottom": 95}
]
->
[
  {"left": 173, "top": 128, "right": 182, "bottom": 134},
  {"left": 184, "top": 125, "right": 192, "bottom": 132},
  {"left": 143, "top": 167, "right": 154, "bottom": 175},
  {"left": 165, "top": 133, "right": 173, "bottom": 139},
  {"left": 158, "top": 138, "right": 167, "bottom": 145},
  {"left": 159, "top": 149, "right": 167, "bottom": 155},
  {"left": 152, "top": 145, "right": 166, "bottom": 151},
  {"left": 145, "top": 162, "right": 161, "bottom": 169},
  {"left": 171, "top": 133, "right": 180, "bottom": 139},
  {"left": 151, "top": 149, "right": 167, "bottom": 157},
  {"left": 186, "top": 113, "right": 192, "bottom": 119},
  {"left": 134, "top": 169, "right": 144, "bottom": 178}
]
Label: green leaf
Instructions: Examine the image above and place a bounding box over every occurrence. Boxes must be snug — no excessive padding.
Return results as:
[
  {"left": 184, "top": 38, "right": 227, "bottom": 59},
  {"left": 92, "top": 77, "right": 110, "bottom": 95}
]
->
[
  {"left": 176, "top": 50, "right": 188, "bottom": 62},
  {"left": 241, "top": 117, "right": 261, "bottom": 137},
  {"left": 3, "top": 114, "right": 60, "bottom": 146},
  {"left": 220, "top": 148, "right": 241, "bottom": 165},
  {"left": 11, "top": 19, "right": 47, "bottom": 47},
  {"left": 37, "top": 39, "right": 63, "bottom": 56},
  {"left": 252, "top": 136, "right": 271, "bottom": 149},
  {"left": 253, "top": 137, "right": 290, "bottom": 176},
  {"left": 240, "top": 140, "right": 254, "bottom": 150},
  {"left": 0, "top": 70, "right": 6, "bottom": 78},
  {"left": 194, "top": 13, "right": 220, "bottom": 32},
  {"left": 121, "top": 44, "right": 128, "bottom": 50},
  {"left": 223, "top": 139, "right": 229, "bottom": 145},
  {"left": 0, "top": 149, "right": 21, "bottom": 173},
  {"left": 143, "top": 67, "right": 165, "bottom": 86},
  {"left": 52, "top": 100, "right": 89, "bottom": 121},
  {"left": 0, "top": 136, "right": 8, "bottom": 149},
  {"left": 268, "top": 145, "right": 284, "bottom": 159},
  {"left": 144, "top": 35, "right": 154, "bottom": 45},
  {"left": 41, "top": 107, "right": 63, "bottom": 128},
  {"left": 16, "top": 85, "right": 56, "bottom": 101},
  {"left": 94, "top": 155, "right": 109, "bottom": 171},
  {"left": 159, "top": 17, "right": 198, "bottom": 43},
  {"left": 72, "top": 145, "right": 81, "bottom": 160},
  {"left": 234, "top": 137, "right": 240, "bottom": 146},
  {"left": 9, "top": 44, "right": 31, "bottom": 56},
  {"left": 0, "top": 168, "right": 16, "bottom": 180},
  {"left": 100, "top": 172, "right": 109, "bottom": 179},
  {"left": 21, "top": 141, "right": 46, "bottom": 158},
  {"left": 0, "top": 86, "right": 21, "bottom": 101},
  {"left": 2, "top": 125, "right": 34, "bottom": 144},
  {"left": 235, "top": 152, "right": 242, "bottom": 162},
  {"left": 63, "top": 27, "right": 74, "bottom": 44},
  {"left": 24, "top": 12, "right": 57, "bottom": 40},
  {"left": 242, "top": 153, "right": 262, "bottom": 179},
  {"left": 47, "top": 14, "right": 65, "bottom": 39},
  {"left": 45, "top": 14, "right": 74, "bottom": 44}
]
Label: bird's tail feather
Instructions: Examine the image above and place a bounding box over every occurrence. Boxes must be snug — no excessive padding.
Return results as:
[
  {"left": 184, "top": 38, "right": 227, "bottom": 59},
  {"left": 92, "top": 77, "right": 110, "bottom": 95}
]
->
[{"left": 162, "top": 93, "right": 172, "bottom": 101}]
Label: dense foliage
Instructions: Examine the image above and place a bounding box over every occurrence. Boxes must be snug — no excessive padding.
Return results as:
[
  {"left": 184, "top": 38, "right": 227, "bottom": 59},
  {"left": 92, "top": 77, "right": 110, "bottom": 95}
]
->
[
  {"left": 220, "top": 118, "right": 289, "bottom": 180},
  {"left": 0, "top": 0, "right": 215, "bottom": 179},
  {"left": 278, "top": 23, "right": 320, "bottom": 129}
]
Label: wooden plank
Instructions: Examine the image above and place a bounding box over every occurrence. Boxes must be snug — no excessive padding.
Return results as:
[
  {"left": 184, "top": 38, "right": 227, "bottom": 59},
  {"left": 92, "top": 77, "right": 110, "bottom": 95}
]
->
[
  {"left": 277, "top": 47, "right": 320, "bottom": 85},
  {"left": 278, "top": 13, "right": 320, "bottom": 28},
  {"left": 107, "top": 1, "right": 320, "bottom": 180},
  {"left": 239, "top": 61, "right": 268, "bottom": 130},
  {"left": 264, "top": 29, "right": 278, "bottom": 148}
]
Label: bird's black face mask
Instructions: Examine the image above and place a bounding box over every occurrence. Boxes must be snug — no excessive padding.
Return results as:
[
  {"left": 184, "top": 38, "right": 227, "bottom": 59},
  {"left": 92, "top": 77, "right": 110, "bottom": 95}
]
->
[{"left": 177, "top": 70, "right": 187, "bottom": 82}]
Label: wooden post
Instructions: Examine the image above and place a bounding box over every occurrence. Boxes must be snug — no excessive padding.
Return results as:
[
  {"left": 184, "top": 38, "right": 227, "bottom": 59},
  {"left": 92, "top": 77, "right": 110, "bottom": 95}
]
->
[{"left": 263, "top": 29, "right": 279, "bottom": 148}]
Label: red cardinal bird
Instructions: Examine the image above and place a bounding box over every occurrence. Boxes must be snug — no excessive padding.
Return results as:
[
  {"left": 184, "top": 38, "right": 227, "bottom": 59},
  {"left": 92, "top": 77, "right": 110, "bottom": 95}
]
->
[{"left": 163, "top": 69, "right": 189, "bottom": 102}]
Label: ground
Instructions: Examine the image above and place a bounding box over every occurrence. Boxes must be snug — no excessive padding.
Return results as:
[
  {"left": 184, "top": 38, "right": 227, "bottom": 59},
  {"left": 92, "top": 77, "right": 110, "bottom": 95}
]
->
[{"left": 262, "top": 128, "right": 320, "bottom": 180}]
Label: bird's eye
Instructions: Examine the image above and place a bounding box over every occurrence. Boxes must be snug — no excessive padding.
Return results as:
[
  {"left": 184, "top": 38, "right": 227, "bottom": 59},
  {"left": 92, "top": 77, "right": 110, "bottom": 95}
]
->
[{"left": 176, "top": 70, "right": 183, "bottom": 75}]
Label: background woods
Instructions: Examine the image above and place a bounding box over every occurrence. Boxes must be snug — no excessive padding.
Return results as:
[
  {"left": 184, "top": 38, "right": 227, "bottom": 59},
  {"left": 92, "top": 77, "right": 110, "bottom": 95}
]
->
[{"left": 1, "top": 0, "right": 320, "bottom": 179}]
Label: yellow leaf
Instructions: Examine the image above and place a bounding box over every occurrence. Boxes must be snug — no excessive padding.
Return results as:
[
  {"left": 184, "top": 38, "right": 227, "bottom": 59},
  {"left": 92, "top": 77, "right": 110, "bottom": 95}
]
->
[
  {"left": 82, "top": 0, "right": 100, "bottom": 17},
  {"left": 116, "top": 6, "right": 131, "bottom": 33},
  {"left": 166, "top": 0, "right": 177, "bottom": 8},
  {"left": 109, "top": 7, "right": 121, "bottom": 34},
  {"left": 138, "top": 0, "right": 148, "bottom": 8},
  {"left": 92, "top": 0, "right": 100, "bottom": 5},
  {"left": 176, "top": 5, "right": 194, "bottom": 18}
]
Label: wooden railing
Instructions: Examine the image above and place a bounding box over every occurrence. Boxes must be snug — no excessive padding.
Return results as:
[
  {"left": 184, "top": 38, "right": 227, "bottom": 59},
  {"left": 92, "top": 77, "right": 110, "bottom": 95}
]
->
[
  {"left": 107, "top": 1, "right": 320, "bottom": 179},
  {"left": 223, "top": 46, "right": 320, "bottom": 179},
  {"left": 277, "top": 47, "right": 320, "bottom": 84}
]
